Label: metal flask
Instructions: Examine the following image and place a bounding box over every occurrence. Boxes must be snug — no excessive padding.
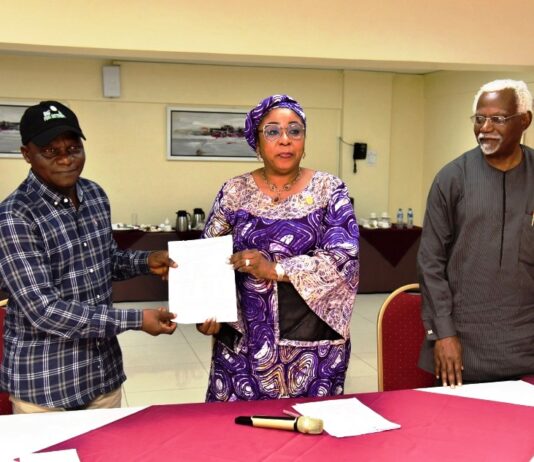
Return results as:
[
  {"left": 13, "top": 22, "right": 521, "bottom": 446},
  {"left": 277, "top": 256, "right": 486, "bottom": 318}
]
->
[
  {"left": 176, "top": 210, "right": 190, "bottom": 232},
  {"left": 191, "top": 208, "right": 206, "bottom": 230}
]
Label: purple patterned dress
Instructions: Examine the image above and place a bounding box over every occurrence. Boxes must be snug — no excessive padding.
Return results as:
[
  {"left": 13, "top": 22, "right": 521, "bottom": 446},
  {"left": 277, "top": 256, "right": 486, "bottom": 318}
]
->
[{"left": 202, "top": 171, "right": 359, "bottom": 402}]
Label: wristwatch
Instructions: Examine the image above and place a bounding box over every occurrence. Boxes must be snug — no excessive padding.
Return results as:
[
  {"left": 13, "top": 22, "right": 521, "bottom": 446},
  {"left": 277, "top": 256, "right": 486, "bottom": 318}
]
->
[{"left": 274, "top": 263, "right": 285, "bottom": 281}]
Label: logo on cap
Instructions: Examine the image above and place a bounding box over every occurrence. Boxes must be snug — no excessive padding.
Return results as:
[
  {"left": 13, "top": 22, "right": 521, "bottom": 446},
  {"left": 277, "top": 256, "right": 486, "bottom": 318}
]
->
[
  {"left": 43, "top": 105, "right": 67, "bottom": 122},
  {"left": 19, "top": 100, "right": 85, "bottom": 146}
]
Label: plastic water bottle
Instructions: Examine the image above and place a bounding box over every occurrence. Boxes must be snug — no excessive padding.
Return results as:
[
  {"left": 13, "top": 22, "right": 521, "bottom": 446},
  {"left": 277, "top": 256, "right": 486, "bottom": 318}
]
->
[
  {"left": 396, "top": 208, "right": 404, "bottom": 228},
  {"left": 406, "top": 208, "right": 414, "bottom": 229}
]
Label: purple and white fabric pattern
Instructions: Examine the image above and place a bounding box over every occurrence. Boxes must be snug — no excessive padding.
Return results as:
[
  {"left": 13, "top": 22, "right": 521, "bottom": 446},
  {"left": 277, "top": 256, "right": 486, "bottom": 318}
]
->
[
  {"left": 202, "top": 171, "right": 359, "bottom": 402},
  {"left": 244, "top": 94, "right": 307, "bottom": 151}
]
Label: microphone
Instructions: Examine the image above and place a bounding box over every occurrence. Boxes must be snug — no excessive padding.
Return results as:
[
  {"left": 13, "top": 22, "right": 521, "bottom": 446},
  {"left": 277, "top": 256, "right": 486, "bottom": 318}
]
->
[{"left": 235, "top": 415, "right": 323, "bottom": 434}]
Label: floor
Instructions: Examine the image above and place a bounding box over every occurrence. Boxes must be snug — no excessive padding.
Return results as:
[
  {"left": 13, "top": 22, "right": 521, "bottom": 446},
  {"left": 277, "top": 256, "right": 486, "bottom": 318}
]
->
[{"left": 116, "top": 293, "right": 389, "bottom": 407}]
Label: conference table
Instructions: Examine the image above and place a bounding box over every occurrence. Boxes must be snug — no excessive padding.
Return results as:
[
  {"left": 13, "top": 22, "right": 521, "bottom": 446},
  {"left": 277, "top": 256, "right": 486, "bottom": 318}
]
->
[{"left": 4, "top": 377, "right": 530, "bottom": 461}]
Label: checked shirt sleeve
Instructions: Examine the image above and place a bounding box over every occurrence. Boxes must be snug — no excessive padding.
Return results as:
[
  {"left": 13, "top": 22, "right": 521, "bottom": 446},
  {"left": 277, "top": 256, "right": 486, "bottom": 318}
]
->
[{"left": 0, "top": 211, "right": 141, "bottom": 339}]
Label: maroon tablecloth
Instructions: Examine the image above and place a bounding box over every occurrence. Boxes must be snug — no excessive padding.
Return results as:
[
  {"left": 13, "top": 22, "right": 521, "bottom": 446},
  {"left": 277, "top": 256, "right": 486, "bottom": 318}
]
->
[
  {"left": 112, "top": 230, "right": 146, "bottom": 250},
  {"left": 41, "top": 386, "right": 534, "bottom": 461},
  {"left": 359, "top": 226, "right": 421, "bottom": 267},
  {"left": 358, "top": 226, "right": 421, "bottom": 293},
  {"left": 113, "top": 230, "right": 201, "bottom": 250}
]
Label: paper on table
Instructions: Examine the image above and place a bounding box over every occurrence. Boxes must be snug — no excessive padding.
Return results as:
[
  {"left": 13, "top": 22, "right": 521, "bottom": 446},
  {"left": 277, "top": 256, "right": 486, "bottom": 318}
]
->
[
  {"left": 293, "top": 397, "right": 401, "bottom": 438},
  {"left": 418, "top": 380, "right": 534, "bottom": 407},
  {"left": 168, "top": 235, "right": 237, "bottom": 324},
  {"left": 20, "top": 449, "right": 80, "bottom": 462}
]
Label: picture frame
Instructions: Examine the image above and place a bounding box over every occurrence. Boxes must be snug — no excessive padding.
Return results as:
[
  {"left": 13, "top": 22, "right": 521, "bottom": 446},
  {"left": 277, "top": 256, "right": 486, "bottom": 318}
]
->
[
  {"left": 167, "top": 106, "right": 256, "bottom": 161},
  {"left": 0, "top": 102, "right": 31, "bottom": 158}
]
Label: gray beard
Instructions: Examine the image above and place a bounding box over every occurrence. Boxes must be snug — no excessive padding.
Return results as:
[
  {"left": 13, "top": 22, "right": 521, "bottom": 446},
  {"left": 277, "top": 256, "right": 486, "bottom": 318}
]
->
[{"left": 478, "top": 135, "right": 502, "bottom": 156}]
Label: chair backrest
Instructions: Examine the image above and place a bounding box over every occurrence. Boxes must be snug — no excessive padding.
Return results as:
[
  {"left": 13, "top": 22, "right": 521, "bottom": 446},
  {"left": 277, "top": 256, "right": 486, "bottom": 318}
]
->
[
  {"left": 377, "top": 284, "right": 435, "bottom": 391},
  {"left": 0, "top": 300, "right": 13, "bottom": 414}
]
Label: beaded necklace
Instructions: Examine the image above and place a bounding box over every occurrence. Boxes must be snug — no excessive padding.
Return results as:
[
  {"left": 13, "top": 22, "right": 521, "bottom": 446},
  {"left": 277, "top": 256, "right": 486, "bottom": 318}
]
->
[{"left": 261, "top": 168, "right": 302, "bottom": 203}]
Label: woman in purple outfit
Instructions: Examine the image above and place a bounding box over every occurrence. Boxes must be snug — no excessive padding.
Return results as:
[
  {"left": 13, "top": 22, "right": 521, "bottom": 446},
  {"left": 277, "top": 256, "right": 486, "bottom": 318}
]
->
[{"left": 197, "top": 95, "right": 359, "bottom": 402}]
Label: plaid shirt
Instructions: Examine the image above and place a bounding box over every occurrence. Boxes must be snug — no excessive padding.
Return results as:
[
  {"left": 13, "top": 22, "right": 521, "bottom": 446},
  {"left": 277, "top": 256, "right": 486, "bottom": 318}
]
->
[{"left": 0, "top": 170, "right": 149, "bottom": 408}]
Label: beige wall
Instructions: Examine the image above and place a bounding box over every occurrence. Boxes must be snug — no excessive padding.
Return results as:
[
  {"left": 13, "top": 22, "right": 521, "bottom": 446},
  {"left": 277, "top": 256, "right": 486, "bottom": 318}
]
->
[
  {"left": 1, "top": 56, "right": 347, "bottom": 224},
  {"left": 389, "top": 75, "right": 425, "bottom": 222},
  {"left": 2, "top": 2, "right": 534, "bottom": 226},
  {"left": 1, "top": 1, "right": 534, "bottom": 71},
  {"left": 422, "top": 72, "right": 534, "bottom": 199},
  {"left": 2, "top": 53, "right": 533, "bottom": 226},
  {"left": 3, "top": 52, "right": 534, "bottom": 226},
  {"left": 1, "top": 54, "right": 429, "bottom": 225},
  {"left": 341, "top": 71, "right": 394, "bottom": 219}
]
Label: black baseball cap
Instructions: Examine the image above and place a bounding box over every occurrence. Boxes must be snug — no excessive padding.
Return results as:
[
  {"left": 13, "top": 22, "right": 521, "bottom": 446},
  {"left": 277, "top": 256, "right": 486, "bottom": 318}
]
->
[{"left": 20, "top": 100, "right": 86, "bottom": 147}]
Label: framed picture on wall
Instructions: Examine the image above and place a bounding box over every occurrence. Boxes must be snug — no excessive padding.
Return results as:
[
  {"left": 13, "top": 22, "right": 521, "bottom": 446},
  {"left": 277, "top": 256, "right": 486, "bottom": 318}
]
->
[
  {"left": 0, "top": 102, "right": 31, "bottom": 158},
  {"left": 167, "top": 107, "right": 255, "bottom": 161}
]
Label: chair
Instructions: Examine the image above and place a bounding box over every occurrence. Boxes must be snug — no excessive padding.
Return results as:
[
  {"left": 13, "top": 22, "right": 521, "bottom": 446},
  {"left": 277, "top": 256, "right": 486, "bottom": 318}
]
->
[
  {"left": 377, "top": 284, "right": 435, "bottom": 391},
  {"left": 0, "top": 298, "right": 13, "bottom": 414}
]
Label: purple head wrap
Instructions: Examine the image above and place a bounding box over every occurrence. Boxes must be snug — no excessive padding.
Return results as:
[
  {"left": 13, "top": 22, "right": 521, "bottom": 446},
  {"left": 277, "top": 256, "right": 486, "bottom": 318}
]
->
[{"left": 244, "top": 94, "right": 306, "bottom": 151}]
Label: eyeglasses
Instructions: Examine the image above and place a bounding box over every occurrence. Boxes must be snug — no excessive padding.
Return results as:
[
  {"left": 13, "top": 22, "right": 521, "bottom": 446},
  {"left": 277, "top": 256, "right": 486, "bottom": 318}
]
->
[
  {"left": 470, "top": 113, "right": 524, "bottom": 126},
  {"left": 260, "top": 123, "right": 305, "bottom": 142},
  {"left": 37, "top": 145, "right": 84, "bottom": 159}
]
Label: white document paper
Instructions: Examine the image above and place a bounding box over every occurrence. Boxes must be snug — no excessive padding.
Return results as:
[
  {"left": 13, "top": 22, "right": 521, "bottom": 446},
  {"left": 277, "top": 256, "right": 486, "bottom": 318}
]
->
[
  {"left": 293, "top": 397, "right": 401, "bottom": 438},
  {"left": 418, "top": 380, "right": 534, "bottom": 407},
  {"left": 20, "top": 449, "right": 80, "bottom": 462},
  {"left": 168, "top": 235, "right": 237, "bottom": 324}
]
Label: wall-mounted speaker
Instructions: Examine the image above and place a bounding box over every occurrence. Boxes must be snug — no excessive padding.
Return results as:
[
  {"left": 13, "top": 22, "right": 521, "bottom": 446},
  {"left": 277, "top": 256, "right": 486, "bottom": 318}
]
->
[{"left": 102, "top": 65, "right": 121, "bottom": 98}]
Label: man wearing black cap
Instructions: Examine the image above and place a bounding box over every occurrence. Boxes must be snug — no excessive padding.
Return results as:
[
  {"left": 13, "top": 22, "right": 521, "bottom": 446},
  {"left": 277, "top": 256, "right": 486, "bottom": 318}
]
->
[{"left": 0, "top": 101, "right": 177, "bottom": 413}]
